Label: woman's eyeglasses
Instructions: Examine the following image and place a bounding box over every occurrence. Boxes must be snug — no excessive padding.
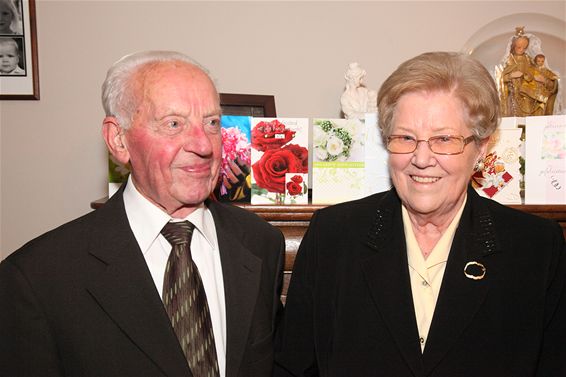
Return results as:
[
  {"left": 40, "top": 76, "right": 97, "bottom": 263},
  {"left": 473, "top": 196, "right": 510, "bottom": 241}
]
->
[{"left": 386, "top": 135, "right": 476, "bottom": 155}]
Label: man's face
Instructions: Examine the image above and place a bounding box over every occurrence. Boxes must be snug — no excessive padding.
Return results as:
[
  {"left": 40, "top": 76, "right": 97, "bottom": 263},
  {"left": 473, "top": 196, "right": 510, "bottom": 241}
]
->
[{"left": 122, "top": 62, "right": 222, "bottom": 218}]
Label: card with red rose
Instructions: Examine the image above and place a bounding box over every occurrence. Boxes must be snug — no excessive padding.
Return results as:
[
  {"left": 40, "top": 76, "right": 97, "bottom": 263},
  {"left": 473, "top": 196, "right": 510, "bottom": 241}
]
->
[
  {"left": 284, "top": 173, "right": 308, "bottom": 204},
  {"left": 250, "top": 118, "right": 309, "bottom": 205}
]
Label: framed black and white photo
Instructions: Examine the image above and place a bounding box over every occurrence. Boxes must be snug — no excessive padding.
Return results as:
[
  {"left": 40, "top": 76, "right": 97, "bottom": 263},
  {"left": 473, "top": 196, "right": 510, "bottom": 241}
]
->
[{"left": 0, "top": 0, "right": 39, "bottom": 99}]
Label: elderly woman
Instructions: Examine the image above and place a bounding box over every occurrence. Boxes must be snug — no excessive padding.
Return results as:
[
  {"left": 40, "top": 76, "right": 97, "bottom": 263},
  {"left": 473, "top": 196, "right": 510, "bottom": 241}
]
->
[{"left": 274, "top": 52, "right": 566, "bottom": 376}]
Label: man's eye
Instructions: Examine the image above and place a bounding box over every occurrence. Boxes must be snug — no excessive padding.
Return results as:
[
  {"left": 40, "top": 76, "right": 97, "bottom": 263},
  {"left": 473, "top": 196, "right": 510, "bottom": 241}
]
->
[
  {"left": 206, "top": 118, "right": 221, "bottom": 128},
  {"left": 160, "top": 120, "right": 184, "bottom": 135}
]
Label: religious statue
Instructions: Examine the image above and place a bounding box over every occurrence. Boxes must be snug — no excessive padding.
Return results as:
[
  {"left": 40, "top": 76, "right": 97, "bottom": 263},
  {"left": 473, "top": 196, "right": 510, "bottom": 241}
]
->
[
  {"left": 340, "top": 62, "right": 378, "bottom": 119},
  {"left": 496, "top": 27, "right": 559, "bottom": 117}
]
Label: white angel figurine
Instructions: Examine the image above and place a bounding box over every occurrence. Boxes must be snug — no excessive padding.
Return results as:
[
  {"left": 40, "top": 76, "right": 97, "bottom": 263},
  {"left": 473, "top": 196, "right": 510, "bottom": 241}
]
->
[{"left": 340, "top": 62, "right": 378, "bottom": 119}]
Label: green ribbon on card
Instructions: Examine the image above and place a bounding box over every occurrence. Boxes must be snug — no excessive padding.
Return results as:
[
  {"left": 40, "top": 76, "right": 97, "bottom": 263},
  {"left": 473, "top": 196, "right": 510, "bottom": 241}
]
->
[{"left": 313, "top": 162, "right": 365, "bottom": 168}]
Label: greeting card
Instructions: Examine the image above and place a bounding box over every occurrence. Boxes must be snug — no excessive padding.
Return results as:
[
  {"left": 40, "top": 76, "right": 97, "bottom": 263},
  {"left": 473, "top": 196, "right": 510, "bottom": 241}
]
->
[
  {"left": 525, "top": 115, "right": 566, "bottom": 204},
  {"left": 250, "top": 118, "right": 309, "bottom": 205},
  {"left": 213, "top": 115, "right": 252, "bottom": 202},
  {"left": 471, "top": 128, "right": 522, "bottom": 204},
  {"left": 311, "top": 118, "right": 367, "bottom": 204},
  {"left": 364, "top": 113, "right": 391, "bottom": 196},
  {"left": 284, "top": 173, "right": 308, "bottom": 204}
]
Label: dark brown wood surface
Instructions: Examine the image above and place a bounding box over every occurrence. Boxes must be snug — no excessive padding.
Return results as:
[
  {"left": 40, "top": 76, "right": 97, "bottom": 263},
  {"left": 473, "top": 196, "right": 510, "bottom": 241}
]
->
[{"left": 91, "top": 199, "right": 566, "bottom": 302}]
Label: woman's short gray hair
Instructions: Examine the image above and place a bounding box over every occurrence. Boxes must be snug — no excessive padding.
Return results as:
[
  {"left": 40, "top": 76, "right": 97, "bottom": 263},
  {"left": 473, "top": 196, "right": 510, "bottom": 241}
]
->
[
  {"left": 101, "top": 50, "right": 211, "bottom": 129},
  {"left": 377, "top": 51, "right": 500, "bottom": 140}
]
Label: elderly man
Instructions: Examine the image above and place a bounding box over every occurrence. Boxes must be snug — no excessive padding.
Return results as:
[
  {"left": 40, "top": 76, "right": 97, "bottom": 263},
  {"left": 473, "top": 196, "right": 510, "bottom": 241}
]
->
[{"left": 0, "top": 51, "right": 285, "bottom": 377}]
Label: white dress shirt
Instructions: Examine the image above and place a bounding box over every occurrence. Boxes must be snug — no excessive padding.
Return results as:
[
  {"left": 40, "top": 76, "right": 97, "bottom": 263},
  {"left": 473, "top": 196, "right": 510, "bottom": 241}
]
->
[
  {"left": 403, "top": 197, "right": 466, "bottom": 352},
  {"left": 123, "top": 176, "right": 227, "bottom": 376}
]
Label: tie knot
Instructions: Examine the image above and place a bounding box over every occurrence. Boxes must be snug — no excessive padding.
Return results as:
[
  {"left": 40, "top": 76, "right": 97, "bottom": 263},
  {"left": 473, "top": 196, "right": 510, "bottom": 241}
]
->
[{"left": 161, "top": 221, "right": 195, "bottom": 246}]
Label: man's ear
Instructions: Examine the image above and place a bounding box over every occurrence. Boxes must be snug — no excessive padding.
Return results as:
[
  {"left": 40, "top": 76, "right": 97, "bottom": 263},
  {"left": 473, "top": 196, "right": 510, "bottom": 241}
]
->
[{"left": 102, "top": 117, "right": 130, "bottom": 165}]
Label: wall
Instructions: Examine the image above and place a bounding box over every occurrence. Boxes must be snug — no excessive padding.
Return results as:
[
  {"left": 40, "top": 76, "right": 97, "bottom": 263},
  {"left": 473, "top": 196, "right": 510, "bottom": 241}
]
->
[{"left": 1, "top": 1, "right": 565, "bottom": 258}]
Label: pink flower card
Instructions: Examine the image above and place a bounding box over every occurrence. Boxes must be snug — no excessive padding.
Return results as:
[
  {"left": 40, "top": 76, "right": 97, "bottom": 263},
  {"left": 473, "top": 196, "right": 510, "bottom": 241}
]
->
[{"left": 213, "top": 115, "right": 252, "bottom": 202}]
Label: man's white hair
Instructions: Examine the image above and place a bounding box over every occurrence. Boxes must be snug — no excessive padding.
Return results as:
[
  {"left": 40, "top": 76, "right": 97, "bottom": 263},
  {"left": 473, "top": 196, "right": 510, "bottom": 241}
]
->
[{"left": 101, "top": 50, "right": 213, "bottom": 129}]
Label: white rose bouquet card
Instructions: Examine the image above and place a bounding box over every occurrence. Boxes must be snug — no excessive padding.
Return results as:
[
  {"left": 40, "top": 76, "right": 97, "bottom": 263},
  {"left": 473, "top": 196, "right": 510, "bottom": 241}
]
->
[{"left": 312, "top": 118, "right": 366, "bottom": 204}]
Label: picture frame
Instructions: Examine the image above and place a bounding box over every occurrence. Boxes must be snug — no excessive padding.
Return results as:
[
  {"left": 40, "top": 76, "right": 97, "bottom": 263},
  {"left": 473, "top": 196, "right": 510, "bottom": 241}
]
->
[
  {"left": 0, "top": 0, "right": 39, "bottom": 100},
  {"left": 220, "top": 93, "right": 276, "bottom": 117}
]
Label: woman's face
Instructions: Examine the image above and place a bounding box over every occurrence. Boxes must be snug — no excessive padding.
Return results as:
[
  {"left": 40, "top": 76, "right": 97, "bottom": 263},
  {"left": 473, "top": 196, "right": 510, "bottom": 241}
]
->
[
  {"left": 0, "top": 3, "right": 14, "bottom": 33},
  {"left": 388, "top": 90, "right": 487, "bottom": 219}
]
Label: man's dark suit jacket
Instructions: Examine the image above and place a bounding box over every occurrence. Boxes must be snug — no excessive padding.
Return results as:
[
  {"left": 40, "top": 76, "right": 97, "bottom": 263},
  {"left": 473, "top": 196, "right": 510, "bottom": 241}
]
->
[
  {"left": 0, "top": 189, "right": 285, "bottom": 377},
  {"left": 274, "top": 187, "right": 566, "bottom": 377}
]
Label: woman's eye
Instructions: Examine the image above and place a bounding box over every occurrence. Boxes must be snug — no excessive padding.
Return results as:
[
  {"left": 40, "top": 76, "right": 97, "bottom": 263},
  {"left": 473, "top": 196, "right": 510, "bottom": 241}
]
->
[{"left": 168, "top": 120, "right": 179, "bottom": 128}]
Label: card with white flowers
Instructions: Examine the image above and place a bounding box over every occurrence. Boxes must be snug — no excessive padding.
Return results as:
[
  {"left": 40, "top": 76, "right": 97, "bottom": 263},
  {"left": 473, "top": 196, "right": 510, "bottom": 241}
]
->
[
  {"left": 312, "top": 118, "right": 367, "bottom": 204},
  {"left": 250, "top": 118, "right": 309, "bottom": 205}
]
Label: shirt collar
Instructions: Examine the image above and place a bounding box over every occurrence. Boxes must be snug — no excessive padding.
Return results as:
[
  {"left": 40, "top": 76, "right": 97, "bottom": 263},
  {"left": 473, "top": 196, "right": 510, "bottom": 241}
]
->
[
  {"left": 403, "top": 194, "right": 467, "bottom": 271},
  {"left": 123, "top": 175, "right": 216, "bottom": 254}
]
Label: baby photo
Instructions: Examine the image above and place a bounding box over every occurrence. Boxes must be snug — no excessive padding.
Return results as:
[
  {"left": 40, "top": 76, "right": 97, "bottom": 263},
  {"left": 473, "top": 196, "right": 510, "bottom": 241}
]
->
[{"left": 0, "top": 36, "right": 25, "bottom": 75}]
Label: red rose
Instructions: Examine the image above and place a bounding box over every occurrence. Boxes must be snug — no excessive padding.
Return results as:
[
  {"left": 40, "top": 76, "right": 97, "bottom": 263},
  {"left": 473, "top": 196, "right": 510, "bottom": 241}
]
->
[
  {"left": 251, "top": 120, "right": 296, "bottom": 152},
  {"left": 252, "top": 144, "right": 309, "bottom": 193},
  {"left": 290, "top": 175, "right": 303, "bottom": 184},
  {"left": 286, "top": 181, "right": 303, "bottom": 196}
]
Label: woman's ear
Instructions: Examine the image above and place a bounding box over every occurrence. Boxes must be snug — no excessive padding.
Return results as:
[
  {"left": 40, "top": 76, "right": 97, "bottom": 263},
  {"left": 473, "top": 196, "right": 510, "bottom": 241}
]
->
[
  {"left": 102, "top": 117, "right": 130, "bottom": 165},
  {"left": 478, "top": 136, "right": 490, "bottom": 157}
]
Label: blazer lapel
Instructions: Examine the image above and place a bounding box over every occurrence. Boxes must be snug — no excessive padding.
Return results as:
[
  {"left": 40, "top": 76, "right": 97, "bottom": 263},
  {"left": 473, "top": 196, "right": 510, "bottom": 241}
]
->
[
  {"left": 208, "top": 202, "right": 263, "bottom": 377},
  {"left": 422, "top": 188, "right": 500, "bottom": 375},
  {"left": 85, "top": 191, "right": 191, "bottom": 377},
  {"left": 361, "top": 190, "right": 425, "bottom": 376}
]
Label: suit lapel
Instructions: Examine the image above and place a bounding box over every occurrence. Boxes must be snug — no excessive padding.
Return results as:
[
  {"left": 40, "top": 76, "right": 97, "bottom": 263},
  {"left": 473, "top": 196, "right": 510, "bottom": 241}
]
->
[
  {"left": 361, "top": 190, "right": 425, "bottom": 376},
  {"left": 208, "top": 201, "right": 262, "bottom": 377},
  {"left": 422, "top": 188, "right": 500, "bottom": 375},
  {"left": 85, "top": 191, "right": 191, "bottom": 377}
]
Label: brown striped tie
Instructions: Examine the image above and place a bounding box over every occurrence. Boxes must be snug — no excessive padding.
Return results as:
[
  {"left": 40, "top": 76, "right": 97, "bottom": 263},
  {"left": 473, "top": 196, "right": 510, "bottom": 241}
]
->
[{"left": 161, "top": 221, "right": 220, "bottom": 377}]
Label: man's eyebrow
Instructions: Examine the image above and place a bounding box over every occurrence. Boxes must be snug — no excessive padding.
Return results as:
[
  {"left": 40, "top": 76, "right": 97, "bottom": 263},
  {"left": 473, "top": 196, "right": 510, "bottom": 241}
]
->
[{"left": 204, "top": 109, "right": 222, "bottom": 118}]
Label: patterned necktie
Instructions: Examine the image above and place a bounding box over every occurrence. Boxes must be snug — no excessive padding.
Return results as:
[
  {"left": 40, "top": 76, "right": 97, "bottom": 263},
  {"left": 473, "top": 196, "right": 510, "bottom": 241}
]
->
[{"left": 161, "top": 221, "right": 220, "bottom": 377}]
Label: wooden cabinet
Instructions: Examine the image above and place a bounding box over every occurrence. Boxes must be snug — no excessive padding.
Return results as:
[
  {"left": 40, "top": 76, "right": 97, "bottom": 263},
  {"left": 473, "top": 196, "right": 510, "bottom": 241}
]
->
[
  {"left": 92, "top": 199, "right": 566, "bottom": 300},
  {"left": 236, "top": 203, "right": 566, "bottom": 301}
]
